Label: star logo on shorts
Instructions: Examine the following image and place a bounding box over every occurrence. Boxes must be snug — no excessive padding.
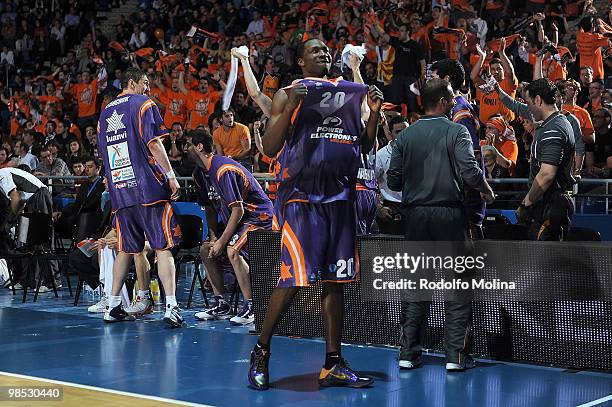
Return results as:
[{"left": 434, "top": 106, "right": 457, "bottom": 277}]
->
[
  {"left": 280, "top": 262, "right": 292, "bottom": 281},
  {"left": 106, "top": 110, "right": 126, "bottom": 134}
]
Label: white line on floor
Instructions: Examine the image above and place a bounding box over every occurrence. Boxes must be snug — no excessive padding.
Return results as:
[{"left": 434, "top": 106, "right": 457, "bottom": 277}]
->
[
  {"left": 577, "top": 395, "right": 612, "bottom": 407},
  {"left": 0, "top": 371, "right": 214, "bottom": 406}
]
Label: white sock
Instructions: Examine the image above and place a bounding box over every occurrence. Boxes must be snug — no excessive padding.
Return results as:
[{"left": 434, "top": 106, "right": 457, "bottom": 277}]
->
[
  {"left": 138, "top": 290, "right": 150, "bottom": 299},
  {"left": 109, "top": 295, "right": 122, "bottom": 308},
  {"left": 166, "top": 295, "right": 177, "bottom": 308}
]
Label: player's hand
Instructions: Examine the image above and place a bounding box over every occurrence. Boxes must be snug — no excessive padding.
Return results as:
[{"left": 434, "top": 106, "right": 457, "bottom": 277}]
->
[
  {"left": 515, "top": 205, "right": 531, "bottom": 224},
  {"left": 367, "top": 85, "right": 384, "bottom": 113},
  {"left": 169, "top": 178, "right": 181, "bottom": 200},
  {"left": 348, "top": 52, "right": 362, "bottom": 71},
  {"left": 376, "top": 206, "right": 393, "bottom": 220},
  {"left": 95, "top": 238, "right": 107, "bottom": 249},
  {"left": 481, "top": 185, "right": 495, "bottom": 205},
  {"left": 105, "top": 237, "right": 118, "bottom": 250},
  {"left": 208, "top": 239, "right": 225, "bottom": 258},
  {"left": 52, "top": 211, "right": 61, "bottom": 221},
  {"left": 285, "top": 83, "right": 307, "bottom": 110}
]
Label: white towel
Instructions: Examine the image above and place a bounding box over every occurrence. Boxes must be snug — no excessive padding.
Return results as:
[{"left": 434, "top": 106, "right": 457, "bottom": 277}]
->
[
  {"left": 99, "top": 247, "right": 129, "bottom": 306},
  {"left": 341, "top": 44, "right": 366, "bottom": 71},
  {"left": 222, "top": 45, "right": 250, "bottom": 112}
]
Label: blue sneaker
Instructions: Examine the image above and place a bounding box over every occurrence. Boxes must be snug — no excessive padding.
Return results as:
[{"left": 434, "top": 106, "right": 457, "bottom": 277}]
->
[{"left": 319, "top": 359, "right": 373, "bottom": 388}]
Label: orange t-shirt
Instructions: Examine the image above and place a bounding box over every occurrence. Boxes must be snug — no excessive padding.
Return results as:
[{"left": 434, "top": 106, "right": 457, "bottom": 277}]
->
[
  {"left": 186, "top": 90, "right": 216, "bottom": 130},
  {"left": 576, "top": 29, "right": 609, "bottom": 80},
  {"left": 37, "top": 95, "right": 62, "bottom": 112},
  {"left": 160, "top": 90, "right": 188, "bottom": 128},
  {"left": 477, "top": 76, "right": 518, "bottom": 124},
  {"left": 563, "top": 104, "right": 595, "bottom": 136},
  {"left": 433, "top": 32, "right": 461, "bottom": 60},
  {"left": 72, "top": 81, "right": 98, "bottom": 118},
  {"left": 212, "top": 123, "right": 251, "bottom": 158}
]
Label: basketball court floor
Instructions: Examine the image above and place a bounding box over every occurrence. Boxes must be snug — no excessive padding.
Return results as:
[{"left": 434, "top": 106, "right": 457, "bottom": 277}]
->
[{"left": 1, "top": 283, "right": 611, "bottom": 407}]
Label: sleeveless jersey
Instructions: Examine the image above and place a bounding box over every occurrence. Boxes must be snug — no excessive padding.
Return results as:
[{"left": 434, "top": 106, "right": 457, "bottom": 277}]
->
[
  {"left": 276, "top": 78, "right": 368, "bottom": 205},
  {"left": 356, "top": 142, "right": 378, "bottom": 191},
  {"left": 97, "top": 93, "right": 169, "bottom": 209},
  {"left": 192, "top": 155, "right": 273, "bottom": 226}
]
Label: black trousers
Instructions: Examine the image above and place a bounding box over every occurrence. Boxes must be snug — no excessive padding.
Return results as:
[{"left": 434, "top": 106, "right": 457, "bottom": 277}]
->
[
  {"left": 400, "top": 206, "right": 472, "bottom": 364},
  {"left": 529, "top": 191, "right": 574, "bottom": 241}
]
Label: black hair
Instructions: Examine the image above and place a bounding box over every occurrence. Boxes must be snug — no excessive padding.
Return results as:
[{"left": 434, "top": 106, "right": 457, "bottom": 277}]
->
[
  {"left": 83, "top": 156, "right": 100, "bottom": 168},
  {"left": 191, "top": 129, "right": 214, "bottom": 154},
  {"left": 431, "top": 58, "right": 465, "bottom": 90},
  {"left": 71, "top": 156, "right": 85, "bottom": 166},
  {"left": 525, "top": 78, "right": 559, "bottom": 105},
  {"left": 421, "top": 78, "right": 453, "bottom": 111},
  {"left": 489, "top": 58, "right": 502, "bottom": 67},
  {"left": 171, "top": 122, "right": 183, "bottom": 129},
  {"left": 579, "top": 16, "right": 594, "bottom": 32},
  {"left": 17, "top": 164, "right": 32, "bottom": 173},
  {"left": 388, "top": 115, "right": 409, "bottom": 128},
  {"left": 121, "top": 67, "right": 146, "bottom": 88}
]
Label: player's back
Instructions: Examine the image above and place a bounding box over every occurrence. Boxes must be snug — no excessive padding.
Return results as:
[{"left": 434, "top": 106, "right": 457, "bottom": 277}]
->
[
  {"left": 193, "top": 155, "right": 273, "bottom": 226},
  {"left": 97, "top": 93, "right": 170, "bottom": 209},
  {"left": 276, "top": 78, "right": 368, "bottom": 205}
]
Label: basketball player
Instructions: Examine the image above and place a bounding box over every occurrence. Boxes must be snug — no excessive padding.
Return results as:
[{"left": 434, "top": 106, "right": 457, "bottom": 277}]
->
[
  {"left": 248, "top": 38, "right": 383, "bottom": 390},
  {"left": 189, "top": 130, "right": 273, "bottom": 325},
  {"left": 347, "top": 53, "right": 379, "bottom": 234},
  {"left": 97, "top": 67, "right": 184, "bottom": 328}
]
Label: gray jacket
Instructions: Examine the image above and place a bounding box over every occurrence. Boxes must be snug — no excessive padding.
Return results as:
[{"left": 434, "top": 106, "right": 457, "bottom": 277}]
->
[{"left": 387, "top": 115, "right": 486, "bottom": 206}]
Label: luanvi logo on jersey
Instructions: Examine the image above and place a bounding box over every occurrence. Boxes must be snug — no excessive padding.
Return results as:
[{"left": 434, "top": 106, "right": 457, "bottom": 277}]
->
[
  {"left": 106, "top": 109, "right": 128, "bottom": 142},
  {"left": 311, "top": 116, "right": 357, "bottom": 144},
  {"left": 322, "top": 116, "right": 343, "bottom": 127}
]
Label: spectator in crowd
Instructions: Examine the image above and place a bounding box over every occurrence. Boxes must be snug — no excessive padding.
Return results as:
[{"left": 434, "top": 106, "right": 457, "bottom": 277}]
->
[
  {"left": 14, "top": 140, "right": 39, "bottom": 171},
  {"left": 212, "top": 109, "right": 252, "bottom": 169},
  {"left": 472, "top": 40, "right": 518, "bottom": 124},
  {"left": 33, "top": 146, "right": 71, "bottom": 195},
  {"left": 586, "top": 107, "right": 612, "bottom": 176},
  {"left": 375, "top": 114, "right": 407, "bottom": 235},
  {"left": 484, "top": 115, "right": 518, "bottom": 174},
  {"left": 53, "top": 156, "right": 104, "bottom": 240}
]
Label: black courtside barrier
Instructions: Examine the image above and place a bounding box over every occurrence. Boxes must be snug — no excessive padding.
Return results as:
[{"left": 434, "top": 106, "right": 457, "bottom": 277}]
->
[{"left": 249, "top": 231, "right": 612, "bottom": 370}]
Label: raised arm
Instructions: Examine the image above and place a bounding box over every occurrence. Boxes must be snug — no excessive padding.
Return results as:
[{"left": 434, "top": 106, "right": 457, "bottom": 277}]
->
[
  {"left": 533, "top": 53, "right": 543, "bottom": 80},
  {"left": 231, "top": 47, "right": 272, "bottom": 117},
  {"left": 495, "top": 81, "right": 534, "bottom": 121},
  {"left": 498, "top": 37, "right": 516, "bottom": 83},
  {"left": 470, "top": 44, "right": 487, "bottom": 86}
]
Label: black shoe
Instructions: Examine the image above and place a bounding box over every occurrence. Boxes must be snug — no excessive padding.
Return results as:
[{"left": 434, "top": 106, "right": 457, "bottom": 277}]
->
[
  {"left": 103, "top": 305, "right": 136, "bottom": 323},
  {"left": 248, "top": 347, "right": 271, "bottom": 390},
  {"left": 319, "top": 359, "right": 373, "bottom": 388}
]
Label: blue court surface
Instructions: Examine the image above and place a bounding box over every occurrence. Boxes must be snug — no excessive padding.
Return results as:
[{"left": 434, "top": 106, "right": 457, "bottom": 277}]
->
[{"left": 1, "top": 286, "right": 611, "bottom": 407}]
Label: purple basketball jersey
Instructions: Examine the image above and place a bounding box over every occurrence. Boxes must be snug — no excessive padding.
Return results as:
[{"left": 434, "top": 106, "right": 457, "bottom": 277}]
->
[
  {"left": 97, "top": 94, "right": 170, "bottom": 209},
  {"left": 275, "top": 78, "right": 368, "bottom": 206},
  {"left": 192, "top": 155, "right": 273, "bottom": 227},
  {"left": 452, "top": 95, "right": 486, "bottom": 225}
]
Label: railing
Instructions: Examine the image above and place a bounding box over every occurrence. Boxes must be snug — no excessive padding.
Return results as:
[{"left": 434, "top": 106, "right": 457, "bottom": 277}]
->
[{"left": 37, "top": 175, "right": 612, "bottom": 215}]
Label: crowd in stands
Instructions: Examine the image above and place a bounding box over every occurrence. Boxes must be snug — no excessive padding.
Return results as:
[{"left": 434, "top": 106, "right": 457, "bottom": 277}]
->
[{"left": 0, "top": 0, "right": 612, "bottom": 207}]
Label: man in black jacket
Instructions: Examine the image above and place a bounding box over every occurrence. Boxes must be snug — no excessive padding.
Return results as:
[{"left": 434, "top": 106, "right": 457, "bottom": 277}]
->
[
  {"left": 53, "top": 156, "right": 104, "bottom": 241},
  {"left": 387, "top": 78, "right": 494, "bottom": 371}
]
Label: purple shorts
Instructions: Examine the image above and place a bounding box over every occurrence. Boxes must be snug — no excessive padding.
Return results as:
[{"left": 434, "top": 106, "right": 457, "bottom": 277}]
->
[
  {"left": 115, "top": 202, "right": 181, "bottom": 254},
  {"left": 227, "top": 218, "right": 272, "bottom": 259},
  {"left": 275, "top": 200, "right": 358, "bottom": 287},
  {"left": 355, "top": 188, "right": 378, "bottom": 235}
]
